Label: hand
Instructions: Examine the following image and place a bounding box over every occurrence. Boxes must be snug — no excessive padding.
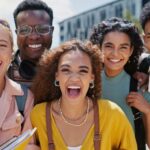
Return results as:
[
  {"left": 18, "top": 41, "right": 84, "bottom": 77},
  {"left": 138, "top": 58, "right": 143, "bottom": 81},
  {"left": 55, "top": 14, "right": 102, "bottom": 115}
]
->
[
  {"left": 133, "top": 71, "right": 148, "bottom": 88},
  {"left": 126, "top": 92, "right": 150, "bottom": 115}
]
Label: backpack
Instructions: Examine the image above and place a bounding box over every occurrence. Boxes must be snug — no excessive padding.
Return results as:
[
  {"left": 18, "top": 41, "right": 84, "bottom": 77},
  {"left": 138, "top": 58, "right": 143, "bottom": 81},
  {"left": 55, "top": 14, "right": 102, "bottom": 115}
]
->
[
  {"left": 16, "top": 84, "right": 28, "bottom": 116},
  {"left": 130, "top": 77, "right": 146, "bottom": 150}
]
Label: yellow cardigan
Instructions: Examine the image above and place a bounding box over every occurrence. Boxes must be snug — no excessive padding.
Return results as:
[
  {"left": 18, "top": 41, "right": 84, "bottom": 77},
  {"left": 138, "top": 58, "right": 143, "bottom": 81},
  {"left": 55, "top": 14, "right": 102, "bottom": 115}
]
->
[{"left": 31, "top": 100, "right": 137, "bottom": 150}]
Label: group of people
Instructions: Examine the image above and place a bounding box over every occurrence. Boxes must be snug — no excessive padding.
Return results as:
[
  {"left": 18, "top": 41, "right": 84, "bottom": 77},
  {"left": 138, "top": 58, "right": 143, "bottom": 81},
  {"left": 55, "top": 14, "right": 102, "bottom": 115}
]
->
[{"left": 0, "top": 0, "right": 150, "bottom": 150}]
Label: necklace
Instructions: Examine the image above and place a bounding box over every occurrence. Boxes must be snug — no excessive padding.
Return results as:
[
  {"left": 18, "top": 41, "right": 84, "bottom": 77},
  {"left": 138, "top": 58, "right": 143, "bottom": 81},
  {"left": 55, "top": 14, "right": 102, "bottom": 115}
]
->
[{"left": 58, "top": 97, "right": 90, "bottom": 127}]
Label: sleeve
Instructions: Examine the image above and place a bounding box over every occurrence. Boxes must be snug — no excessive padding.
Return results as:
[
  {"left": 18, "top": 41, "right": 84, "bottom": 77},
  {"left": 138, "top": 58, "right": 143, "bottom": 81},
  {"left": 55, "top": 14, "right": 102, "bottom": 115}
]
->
[{"left": 22, "top": 90, "right": 40, "bottom": 150}]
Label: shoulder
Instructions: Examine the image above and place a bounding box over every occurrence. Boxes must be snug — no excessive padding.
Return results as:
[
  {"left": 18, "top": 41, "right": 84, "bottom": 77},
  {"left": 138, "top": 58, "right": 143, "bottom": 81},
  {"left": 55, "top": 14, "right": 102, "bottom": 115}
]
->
[
  {"left": 98, "top": 99, "right": 127, "bottom": 120},
  {"left": 31, "top": 103, "right": 47, "bottom": 117}
]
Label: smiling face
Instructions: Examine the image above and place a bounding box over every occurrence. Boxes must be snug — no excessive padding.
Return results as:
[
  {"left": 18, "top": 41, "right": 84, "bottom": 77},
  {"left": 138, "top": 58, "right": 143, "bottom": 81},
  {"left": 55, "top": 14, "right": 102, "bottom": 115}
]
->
[
  {"left": 0, "top": 26, "right": 12, "bottom": 77},
  {"left": 101, "top": 31, "right": 133, "bottom": 77},
  {"left": 56, "top": 50, "right": 94, "bottom": 103},
  {"left": 143, "top": 20, "right": 150, "bottom": 52},
  {"left": 16, "top": 10, "right": 53, "bottom": 62}
]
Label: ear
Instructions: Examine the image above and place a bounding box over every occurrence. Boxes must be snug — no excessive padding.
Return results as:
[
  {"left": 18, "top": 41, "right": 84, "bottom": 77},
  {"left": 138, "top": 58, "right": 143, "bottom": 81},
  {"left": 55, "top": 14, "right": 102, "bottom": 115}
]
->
[{"left": 129, "top": 46, "right": 134, "bottom": 57}]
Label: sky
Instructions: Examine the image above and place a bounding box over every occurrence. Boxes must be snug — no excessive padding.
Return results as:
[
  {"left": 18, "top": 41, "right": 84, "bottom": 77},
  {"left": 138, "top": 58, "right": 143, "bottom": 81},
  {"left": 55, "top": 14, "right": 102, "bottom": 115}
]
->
[{"left": 0, "top": 0, "right": 113, "bottom": 48}]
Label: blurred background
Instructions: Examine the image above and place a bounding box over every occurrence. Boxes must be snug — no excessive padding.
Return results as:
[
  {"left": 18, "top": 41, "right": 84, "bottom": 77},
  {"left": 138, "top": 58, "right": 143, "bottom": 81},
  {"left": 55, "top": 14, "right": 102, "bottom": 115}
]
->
[{"left": 0, "top": 0, "right": 149, "bottom": 49}]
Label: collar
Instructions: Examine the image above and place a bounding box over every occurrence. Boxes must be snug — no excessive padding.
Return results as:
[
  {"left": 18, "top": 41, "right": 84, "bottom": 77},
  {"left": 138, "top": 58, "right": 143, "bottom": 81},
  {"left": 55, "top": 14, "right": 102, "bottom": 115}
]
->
[{"left": 4, "top": 76, "right": 24, "bottom": 97}]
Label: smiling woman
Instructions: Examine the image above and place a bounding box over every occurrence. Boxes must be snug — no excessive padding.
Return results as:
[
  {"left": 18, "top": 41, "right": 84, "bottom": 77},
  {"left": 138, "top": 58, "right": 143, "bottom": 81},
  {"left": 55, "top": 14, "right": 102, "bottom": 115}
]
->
[
  {"left": 90, "top": 17, "right": 150, "bottom": 149},
  {"left": 31, "top": 39, "right": 137, "bottom": 150}
]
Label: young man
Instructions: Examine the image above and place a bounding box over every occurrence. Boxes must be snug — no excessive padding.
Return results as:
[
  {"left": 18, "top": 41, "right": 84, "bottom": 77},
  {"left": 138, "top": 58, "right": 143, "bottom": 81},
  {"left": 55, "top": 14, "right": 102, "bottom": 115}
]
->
[{"left": 8, "top": 0, "right": 54, "bottom": 87}]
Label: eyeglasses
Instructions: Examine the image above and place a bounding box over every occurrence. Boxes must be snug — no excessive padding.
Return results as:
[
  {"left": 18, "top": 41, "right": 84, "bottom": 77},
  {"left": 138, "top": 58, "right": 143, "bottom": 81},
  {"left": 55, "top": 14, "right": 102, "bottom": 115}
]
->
[{"left": 16, "top": 24, "right": 54, "bottom": 36}]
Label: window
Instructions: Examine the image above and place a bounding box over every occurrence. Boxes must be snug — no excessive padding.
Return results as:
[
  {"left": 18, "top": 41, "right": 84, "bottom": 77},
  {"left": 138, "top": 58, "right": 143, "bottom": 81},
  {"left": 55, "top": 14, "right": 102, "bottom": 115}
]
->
[
  {"left": 115, "top": 4, "right": 123, "bottom": 17},
  {"left": 100, "top": 10, "right": 106, "bottom": 21},
  {"left": 131, "top": 3, "right": 136, "bottom": 16},
  {"left": 60, "top": 25, "right": 64, "bottom": 31}
]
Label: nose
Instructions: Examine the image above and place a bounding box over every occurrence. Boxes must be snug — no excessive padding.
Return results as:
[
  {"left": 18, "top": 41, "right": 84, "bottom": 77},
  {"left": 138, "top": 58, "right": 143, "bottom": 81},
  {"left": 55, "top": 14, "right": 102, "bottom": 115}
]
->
[
  {"left": 28, "top": 28, "right": 40, "bottom": 40},
  {"left": 69, "top": 72, "right": 80, "bottom": 82},
  {"left": 111, "top": 48, "right": 119, "bottom": 56}
]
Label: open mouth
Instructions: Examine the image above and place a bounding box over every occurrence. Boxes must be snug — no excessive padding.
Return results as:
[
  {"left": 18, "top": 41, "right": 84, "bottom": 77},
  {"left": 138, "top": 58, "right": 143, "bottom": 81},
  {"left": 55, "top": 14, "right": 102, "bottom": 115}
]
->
[
  {"left": 67, "top": 85, "right": 81, "bottom": 98},
  {"left": 0, "top": 61, "right": 2, "bottom": 65}
]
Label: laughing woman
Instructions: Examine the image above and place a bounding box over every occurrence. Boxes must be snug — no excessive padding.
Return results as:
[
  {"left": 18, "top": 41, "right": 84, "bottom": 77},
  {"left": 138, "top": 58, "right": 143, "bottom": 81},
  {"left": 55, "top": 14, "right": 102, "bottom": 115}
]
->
[{"left": 31, "top": 39, "right": 137, "bottom": 150}]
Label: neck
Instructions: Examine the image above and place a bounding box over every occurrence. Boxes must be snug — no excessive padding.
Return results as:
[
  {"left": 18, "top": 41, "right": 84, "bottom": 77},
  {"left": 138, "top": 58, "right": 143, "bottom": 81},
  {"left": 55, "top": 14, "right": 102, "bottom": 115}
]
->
[
  {"left": 60, "top": 97, "right": 88, "bottom": 120},
  {"left": 105, "top": 68, "right": 123, "bottom": 77}
]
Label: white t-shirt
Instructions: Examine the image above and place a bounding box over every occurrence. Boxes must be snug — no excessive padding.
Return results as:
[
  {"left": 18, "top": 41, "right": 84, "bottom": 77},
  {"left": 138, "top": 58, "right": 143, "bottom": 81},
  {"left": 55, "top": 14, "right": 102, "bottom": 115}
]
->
[{"left": 68, "top": 145, "right": 81, "bottom": 150}]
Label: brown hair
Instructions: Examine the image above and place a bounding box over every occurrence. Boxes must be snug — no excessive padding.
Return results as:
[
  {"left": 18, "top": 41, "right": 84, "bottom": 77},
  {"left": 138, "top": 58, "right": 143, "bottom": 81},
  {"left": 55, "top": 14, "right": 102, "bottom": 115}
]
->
[{"left": 32, "top": 39, "right": 102, "bottom": 104}]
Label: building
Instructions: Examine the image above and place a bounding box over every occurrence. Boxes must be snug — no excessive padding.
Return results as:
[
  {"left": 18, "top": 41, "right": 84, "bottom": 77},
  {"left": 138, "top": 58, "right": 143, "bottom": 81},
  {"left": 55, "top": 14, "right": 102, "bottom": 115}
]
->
[{"left": 59, "top": 0, "right": 149, "bottom": 43}]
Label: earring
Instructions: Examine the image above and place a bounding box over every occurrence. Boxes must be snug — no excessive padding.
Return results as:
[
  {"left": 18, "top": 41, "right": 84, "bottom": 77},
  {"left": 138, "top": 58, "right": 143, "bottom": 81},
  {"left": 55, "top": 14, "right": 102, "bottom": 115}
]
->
[
  {"left": 54, "top": 80, "right": 59, "bottom": 87},
  {"left": 89, "top": 81, "right": 94, "bottom": 89}
]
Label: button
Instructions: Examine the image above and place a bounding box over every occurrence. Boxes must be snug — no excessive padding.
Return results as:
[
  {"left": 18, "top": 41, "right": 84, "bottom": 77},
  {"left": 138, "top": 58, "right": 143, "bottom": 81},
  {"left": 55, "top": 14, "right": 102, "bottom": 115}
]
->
[{"left": 16, "top": 113, "right": 21, "bottom": 124}]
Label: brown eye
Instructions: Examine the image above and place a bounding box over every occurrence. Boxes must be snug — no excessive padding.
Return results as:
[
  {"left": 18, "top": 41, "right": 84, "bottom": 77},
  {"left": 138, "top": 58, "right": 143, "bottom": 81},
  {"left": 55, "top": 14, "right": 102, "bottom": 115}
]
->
[{"left": 0, "top": 44, "right": 7, "bottom": 47}]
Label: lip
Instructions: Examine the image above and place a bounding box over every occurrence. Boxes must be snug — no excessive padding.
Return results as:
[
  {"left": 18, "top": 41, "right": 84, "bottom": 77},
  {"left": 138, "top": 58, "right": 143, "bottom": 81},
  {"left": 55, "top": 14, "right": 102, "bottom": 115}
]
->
[{"left": 0, "top": 60, "right": 2, "bottom": 64}]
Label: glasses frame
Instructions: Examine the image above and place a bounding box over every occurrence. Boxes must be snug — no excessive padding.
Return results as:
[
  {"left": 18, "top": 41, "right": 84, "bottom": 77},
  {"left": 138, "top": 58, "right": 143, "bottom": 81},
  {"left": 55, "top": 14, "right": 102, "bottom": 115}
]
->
[{"left": 16, "top": 24, "right": 54, "bottom": 36}]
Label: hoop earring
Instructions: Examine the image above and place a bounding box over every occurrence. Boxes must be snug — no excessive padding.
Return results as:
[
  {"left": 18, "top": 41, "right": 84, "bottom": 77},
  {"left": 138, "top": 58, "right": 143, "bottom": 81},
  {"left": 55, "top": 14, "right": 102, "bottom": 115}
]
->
[
  {"left": 89, "top": 81, "right": 94, "bottom": 89},
  {"left": 54, "top": 80, "right": 59, "bottom": 87}
]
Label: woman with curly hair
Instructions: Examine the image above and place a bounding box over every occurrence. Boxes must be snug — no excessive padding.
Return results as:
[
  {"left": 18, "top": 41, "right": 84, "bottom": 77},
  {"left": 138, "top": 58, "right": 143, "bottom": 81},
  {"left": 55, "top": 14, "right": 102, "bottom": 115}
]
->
[
  {"left": 90, "top": 17, "right": 150, "bottom": 149},
  {"left": 31, "top": 39, "right": 137, "bottom": 150}
]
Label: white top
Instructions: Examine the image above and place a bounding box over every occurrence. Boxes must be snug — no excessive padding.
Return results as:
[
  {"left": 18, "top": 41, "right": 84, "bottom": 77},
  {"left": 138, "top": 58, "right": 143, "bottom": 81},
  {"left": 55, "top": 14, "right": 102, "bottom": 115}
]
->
[{"left": 68, "top": 145, "right": 81, "bottom": 150}]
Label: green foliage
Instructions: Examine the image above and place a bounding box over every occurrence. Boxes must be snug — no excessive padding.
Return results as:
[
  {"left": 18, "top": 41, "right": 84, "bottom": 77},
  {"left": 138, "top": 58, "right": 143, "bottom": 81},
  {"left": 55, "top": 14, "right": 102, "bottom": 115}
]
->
[{"left": 123, "top": 10, "right": 143, "bottom": 33}]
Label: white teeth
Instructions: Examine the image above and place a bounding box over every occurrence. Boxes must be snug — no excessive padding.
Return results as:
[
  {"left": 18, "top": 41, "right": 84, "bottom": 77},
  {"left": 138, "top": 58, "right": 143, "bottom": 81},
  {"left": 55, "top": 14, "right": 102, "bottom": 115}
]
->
[
  {"left": 68, "top": 86, "right": 80, "bottom": 89},
  {"left": 28, "top": 44, "right": 42, "bottom": 48},
  {"left": 109, "top": 59, "right": 120, "bottom": 62}
]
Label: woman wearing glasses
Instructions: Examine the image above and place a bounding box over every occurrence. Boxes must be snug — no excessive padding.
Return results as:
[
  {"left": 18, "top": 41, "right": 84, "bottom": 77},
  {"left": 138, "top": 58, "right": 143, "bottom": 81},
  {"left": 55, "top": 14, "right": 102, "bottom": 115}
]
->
[
  {"left": 31, "top": 39, "right": 137, "bottom": 150},
  {"left": 90, "top": 17, "right": 150, "bottom": 149},
  {"left": 0, "top": 19, "right": 39, "bottom": 149}
]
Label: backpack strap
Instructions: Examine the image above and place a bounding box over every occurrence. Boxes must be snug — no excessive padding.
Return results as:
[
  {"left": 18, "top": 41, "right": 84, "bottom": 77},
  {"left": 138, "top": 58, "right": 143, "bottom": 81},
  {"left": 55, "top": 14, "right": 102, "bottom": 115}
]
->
[
  {"left": 16, "top": 84, "right": 28, "bottom": 116},
  {"left": 46, "top": 103, "right": 55, "bottom": 150},
  {"left": 93, "top": 100, "right": 101, "bottom": 150},
  {"left": 130, "top": 77, "right": 146, "bottom": 150}
]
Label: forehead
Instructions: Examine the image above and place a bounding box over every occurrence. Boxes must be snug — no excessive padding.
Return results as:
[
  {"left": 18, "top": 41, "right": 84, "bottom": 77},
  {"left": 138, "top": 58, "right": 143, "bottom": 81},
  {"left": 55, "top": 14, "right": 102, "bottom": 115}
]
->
[
  {"left": 58, "top": 50, "right": 92, "bottom": 67},
  {"left": 144, "top": 20, "right": 150, "bottom": 33},
  {"left": 0, "top": 26, "right": 11, "bottom": 42},
  {"left": 103, "top": 31, "right": 131, "bottom": 44},
  {"left": 16, "top": 10, "right": 50, "bottom": 26}
]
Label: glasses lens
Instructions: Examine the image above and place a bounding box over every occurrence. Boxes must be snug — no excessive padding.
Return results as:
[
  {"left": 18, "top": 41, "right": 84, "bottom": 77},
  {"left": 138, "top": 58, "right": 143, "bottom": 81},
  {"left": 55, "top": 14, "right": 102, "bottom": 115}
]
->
[
  {"left": 36, "top": 25, "right": 52, "bottom": 35},
  {"left": 18, "top": 26, "right": 31, "bottom": 36}
]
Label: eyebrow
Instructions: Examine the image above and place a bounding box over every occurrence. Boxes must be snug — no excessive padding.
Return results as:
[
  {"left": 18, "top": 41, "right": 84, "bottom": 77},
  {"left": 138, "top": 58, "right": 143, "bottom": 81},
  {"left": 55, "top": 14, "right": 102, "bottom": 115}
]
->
[
  {"left": 103, "top": 42, "right": 130, "bottom": 46},
  {"left": 0, "top": 40, "right": 7, "bottom": 43},
  {"left": 60, "top": 64, "right": 89, "bottom": 70}
]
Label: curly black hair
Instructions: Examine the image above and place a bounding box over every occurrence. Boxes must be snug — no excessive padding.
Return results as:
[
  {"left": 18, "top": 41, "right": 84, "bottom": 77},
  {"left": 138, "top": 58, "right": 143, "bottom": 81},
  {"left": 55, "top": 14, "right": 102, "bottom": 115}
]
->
[
  {"left": 90, "top": 17, "right": 144, "bottom": 75},
  {"left": 14, "top": 0, "right": 53, "bottom": 27},
  {"left": 32, "top": 39, "right": 102, "bottom": 105},
  {"left": 140, "top": 2, "right": 150, "bottom": 30}
]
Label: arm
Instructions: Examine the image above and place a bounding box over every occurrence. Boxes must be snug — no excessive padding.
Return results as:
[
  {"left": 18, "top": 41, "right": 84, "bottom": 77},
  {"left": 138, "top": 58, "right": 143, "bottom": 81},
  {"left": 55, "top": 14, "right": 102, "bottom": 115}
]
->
[{"left": 126, "top": 92, "right": 150, "bottom": 148}]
